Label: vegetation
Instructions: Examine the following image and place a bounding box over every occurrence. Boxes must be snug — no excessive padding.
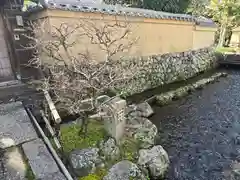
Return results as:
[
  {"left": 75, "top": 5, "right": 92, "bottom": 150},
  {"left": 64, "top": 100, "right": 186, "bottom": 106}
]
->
[
  {"left": 103, "top": 0, "right": 240, "bottom": 48},
  {"left": 60, "top": 121, "right": 106, "bottom": 154},
  {"left": 60, "top": 121, "right": 141, "bottom": 179},
  {"left": 79, "top": 169, "right": 107, "bottom": 180},
  {"left": 60, "top": 120, "right": 140, "bottom": 160},
  {"left": 207, "top": 0, "right": 240, "bottom": 47},
  {"left": 25, "top": 162, "right": 35, "bottom": 180},
  {"left": 119, "top": 137, "right": 140, "bottom": 162},
  {"left": 187, "top": 0, "right": 209, "bottom": 16},
  {"left": 215, "top": 47, "right": 240, "bottom": 53},
  {"left": 28, "top": 18, "right": 139, "bottom": 136},
  {"left": 141, "top": 0, "right": 190, "bottom": 13},
  {"left": 104, "top": 0, "right": 191, "bottom": 13}
]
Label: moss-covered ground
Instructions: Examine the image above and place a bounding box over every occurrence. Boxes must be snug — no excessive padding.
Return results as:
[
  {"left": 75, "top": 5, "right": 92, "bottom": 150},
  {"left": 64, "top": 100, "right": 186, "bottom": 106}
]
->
[
  {"left": 215, "top": 47, "right": 240, "bottom": 53},
  {"left": 59, "top": 119, "right": 141, "bottom": 180},
  {"left": 25, "top": 164, "right": 35, "bottom": 180},
  {"left": 60, "top": 121, "right": 106, "bottom": 154}
]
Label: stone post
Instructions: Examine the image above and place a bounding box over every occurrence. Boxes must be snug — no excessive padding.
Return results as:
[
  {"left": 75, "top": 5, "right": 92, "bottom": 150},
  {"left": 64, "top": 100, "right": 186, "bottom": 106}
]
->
[{"left": 102, "top": 97, "right": 127, "bottom": 143}]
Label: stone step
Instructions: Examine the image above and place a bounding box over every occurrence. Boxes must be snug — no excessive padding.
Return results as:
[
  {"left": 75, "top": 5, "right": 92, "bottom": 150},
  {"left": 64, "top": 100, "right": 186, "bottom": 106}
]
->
[
  {"left": 22, "top": 138, "right": 66, "bottom": 180},
  {"left": 0, "top": 101, "right": 38, "bottom": 149}
]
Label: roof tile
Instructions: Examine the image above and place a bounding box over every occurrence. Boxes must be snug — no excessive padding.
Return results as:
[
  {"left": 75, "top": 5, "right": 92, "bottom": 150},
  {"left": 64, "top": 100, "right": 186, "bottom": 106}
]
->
[{"left": 29, "top": 0, "right": 216, "bottom": 27}]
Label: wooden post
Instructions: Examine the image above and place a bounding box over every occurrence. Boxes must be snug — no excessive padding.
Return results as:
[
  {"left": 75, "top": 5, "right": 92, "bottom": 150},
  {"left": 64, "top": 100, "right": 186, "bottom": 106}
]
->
[{"left": 43, "top": 90, "right": 61, "bottom": 124}]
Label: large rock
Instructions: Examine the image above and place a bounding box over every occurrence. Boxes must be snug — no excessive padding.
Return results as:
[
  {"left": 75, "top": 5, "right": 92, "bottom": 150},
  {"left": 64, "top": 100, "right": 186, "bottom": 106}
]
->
[
  {"left": 174, "top": 86, "right": 190, "bottom": 98},
  {"left": 22, "top": 139, "right": 66, "bottom": 180},
  {"left": 136, "top": 102, "right": 154, "bottom": 117},
  {"left": 126, "top": 102, "right": 154, "bottom": 118},
  {"left": 103, "top": 160, "right": 146, "bottom": 180},
  {"left": 138, "top": 145, "right": 169, "bottom": 179},
  {"left": 155, "top": 91, "right": 175, "bottom": 106},
  {"left": 0, "top": 102, "right": 38, "bottom": 149},
  {"left": 133, "top": 118, "right": 158, "bottom": 149},
  {"left": 126, "top": 106, "right": 158, "bottom": 149},
  {"left": 126, "top": 105, "right": 145, "bottom": 119},
  {"left": 99, "top": 138, "right": 120, "bottom": 161},
  {"left": 69, "top": 148, "right": 102, "bottom": 177}
]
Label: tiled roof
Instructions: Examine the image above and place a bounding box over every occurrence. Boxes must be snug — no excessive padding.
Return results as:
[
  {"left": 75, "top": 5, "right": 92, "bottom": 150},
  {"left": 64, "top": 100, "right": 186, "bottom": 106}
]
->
[
  {"left": 33, "top": 0, "right": 216, "bottom": 27},
  {"left": 195, "top": 16, "right": 217, "bottom": 27}
]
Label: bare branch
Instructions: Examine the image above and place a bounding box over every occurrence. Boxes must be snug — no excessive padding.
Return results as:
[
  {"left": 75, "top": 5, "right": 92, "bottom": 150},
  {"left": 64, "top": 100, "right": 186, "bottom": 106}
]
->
[{"left": 25, "top": 17, "right": 140, "bottom": 128}]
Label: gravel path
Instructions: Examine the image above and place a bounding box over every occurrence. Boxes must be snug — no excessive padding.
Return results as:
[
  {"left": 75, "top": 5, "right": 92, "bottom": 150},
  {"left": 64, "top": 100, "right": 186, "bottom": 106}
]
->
[{"left": 151, "top": 70, "right": 240, "bottom": 180}]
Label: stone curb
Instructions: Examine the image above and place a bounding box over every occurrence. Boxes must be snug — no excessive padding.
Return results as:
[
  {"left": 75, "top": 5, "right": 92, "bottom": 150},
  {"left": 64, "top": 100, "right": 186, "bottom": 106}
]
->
[{"left": 155, "top": 72, "right": 227, "bottom": 106}]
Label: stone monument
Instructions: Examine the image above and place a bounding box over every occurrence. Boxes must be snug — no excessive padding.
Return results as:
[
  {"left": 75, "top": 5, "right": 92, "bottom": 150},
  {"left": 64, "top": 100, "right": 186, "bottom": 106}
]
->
[{"left": 101, "top": 97, "right": 126, "bottom": 143}]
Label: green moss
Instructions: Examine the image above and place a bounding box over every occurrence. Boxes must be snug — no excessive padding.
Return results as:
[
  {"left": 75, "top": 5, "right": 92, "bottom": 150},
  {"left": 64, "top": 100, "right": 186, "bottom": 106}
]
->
[
  {"left": 79, "top": 169, "right": 107, "bottom": 180},
  {"left": 21, "top": 146, "right": 35, "bottom": 180},
  {"left": 49, "top": 138, "right": 58, "bottom": 151},
  {"left": 146, "top": 175, "right": 151, "bottom": 180},
  {"left": 79, "top": 174, "right": 101, "bottom": 180},
  {"left": 215, "top": 47, "right": 240, "bottom": 53},
  {"left": 25, "top": 164, "right": 35, "bottom": 180},
  {"left": 60, "top": 121, "right": 106, "bottom": 154},
  {"left": 119, "top": 138, "right": 140, "bottom": 162}
]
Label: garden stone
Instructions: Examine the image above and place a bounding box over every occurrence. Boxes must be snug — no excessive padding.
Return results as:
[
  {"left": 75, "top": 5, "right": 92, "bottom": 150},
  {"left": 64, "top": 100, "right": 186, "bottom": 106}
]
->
[
  {"left": 126, "top": 108, "right": 158, "bottom": 148},
  {"left": 126, "top": 105, "right": 145, "bottom": 119},
  {"left": 69, "top": 148, "right": 102, "bottom": 177},
  {"left": 103, "top": 160, "right": 146, "bottom": 180},
  {"left": 126, "top": 102, "right": 153, "bottom": 119},
  {"left": 174, "top": 86, "right": 190, "bottom": 98},
  {"left": 156, "top": 91, "right": 175, "bottom": 105},
  {"left": 133, "top": 118, "right": 158, "bottom": 149},
  {"left": 99, "top": 138, "right": 120, "bottom": 161},
  {"left": 135, "top": 102, "right": 154, "bottom": 117},
  {"left": 138, "top": 145, "right": 169, "bottom": 179}
]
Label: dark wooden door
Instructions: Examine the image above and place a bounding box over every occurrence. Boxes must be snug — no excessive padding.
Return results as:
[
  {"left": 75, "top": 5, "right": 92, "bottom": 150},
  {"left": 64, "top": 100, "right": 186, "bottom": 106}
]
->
[{"left": 0, "top": 15, "right": 14, "bottom": 81}]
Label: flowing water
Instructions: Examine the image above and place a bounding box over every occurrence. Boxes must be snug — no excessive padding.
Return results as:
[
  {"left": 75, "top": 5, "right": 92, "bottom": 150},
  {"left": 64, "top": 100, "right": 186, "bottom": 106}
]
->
[{"left": 151, "top": 69, "right": 240, "bottom": 180}]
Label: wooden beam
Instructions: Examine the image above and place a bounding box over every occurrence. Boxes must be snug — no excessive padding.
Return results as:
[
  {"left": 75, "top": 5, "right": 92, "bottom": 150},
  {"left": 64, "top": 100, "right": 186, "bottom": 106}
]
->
[{"left": 44, "top": 90, "right": 61, "bottom": 124}]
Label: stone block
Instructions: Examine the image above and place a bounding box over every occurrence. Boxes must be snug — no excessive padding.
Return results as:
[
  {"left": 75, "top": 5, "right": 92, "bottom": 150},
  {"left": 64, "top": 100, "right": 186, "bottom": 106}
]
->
[
  {"left": 0, "top": 102, "right": 38, "bottom": 149},
  {"left": 38, "top": 171, "right": 67, "bottom": 180},
  {"left": 22, "top": 138, "right": 65, "bottom": 179}
]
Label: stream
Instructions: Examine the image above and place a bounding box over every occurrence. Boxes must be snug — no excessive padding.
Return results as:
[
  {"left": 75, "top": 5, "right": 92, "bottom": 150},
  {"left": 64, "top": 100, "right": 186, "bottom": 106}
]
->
[{"left": 150, "top": 69, "right": 240, "bottom": 180}]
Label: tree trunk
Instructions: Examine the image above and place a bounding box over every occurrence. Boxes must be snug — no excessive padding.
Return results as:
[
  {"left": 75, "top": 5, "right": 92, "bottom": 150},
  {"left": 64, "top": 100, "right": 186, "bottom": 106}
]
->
[
  {"left": 218, "top": 23, "right": 227, "bottom": 47},
  {"left": 225, "top": 30, "right": 232, "bottom": 47}
]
